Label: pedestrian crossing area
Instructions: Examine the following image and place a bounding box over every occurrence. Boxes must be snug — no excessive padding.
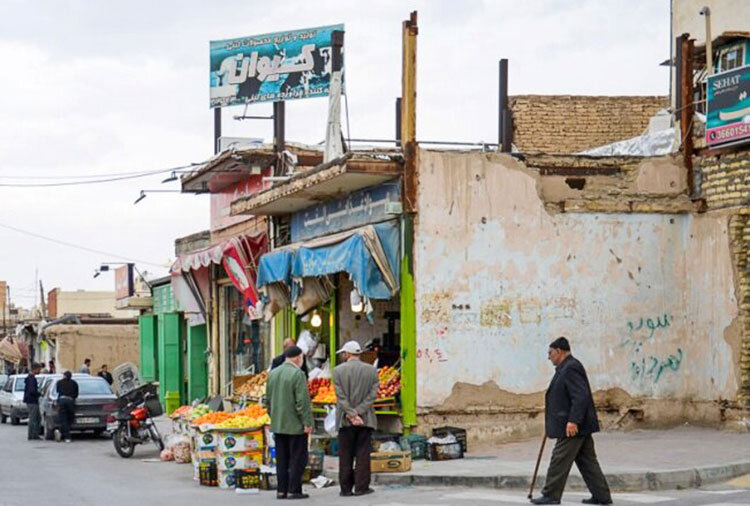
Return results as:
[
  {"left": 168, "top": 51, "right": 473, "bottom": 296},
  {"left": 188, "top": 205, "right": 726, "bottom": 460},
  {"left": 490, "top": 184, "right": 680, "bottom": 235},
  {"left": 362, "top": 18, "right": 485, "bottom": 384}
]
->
[{"left": 371, "top": 488, "right": 750, "bottom": 506}]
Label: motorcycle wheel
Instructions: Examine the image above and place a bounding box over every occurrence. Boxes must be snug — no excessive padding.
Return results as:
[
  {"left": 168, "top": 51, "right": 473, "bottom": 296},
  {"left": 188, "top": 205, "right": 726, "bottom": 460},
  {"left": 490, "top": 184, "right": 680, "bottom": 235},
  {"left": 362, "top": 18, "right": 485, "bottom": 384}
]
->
[
  {"left": 113, "top": 426, "right": 135, "bottom": 458},
  {"left": 149, "top": 423, "right": 165, "bottom": 452}
]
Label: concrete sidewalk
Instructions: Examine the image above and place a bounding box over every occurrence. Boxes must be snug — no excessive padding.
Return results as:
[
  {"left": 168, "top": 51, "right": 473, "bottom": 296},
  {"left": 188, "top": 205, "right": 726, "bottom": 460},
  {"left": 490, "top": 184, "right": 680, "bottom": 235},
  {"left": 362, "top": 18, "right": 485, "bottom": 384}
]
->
[{"left": 323, "top": 427, "right": 750, "bottom": 492}]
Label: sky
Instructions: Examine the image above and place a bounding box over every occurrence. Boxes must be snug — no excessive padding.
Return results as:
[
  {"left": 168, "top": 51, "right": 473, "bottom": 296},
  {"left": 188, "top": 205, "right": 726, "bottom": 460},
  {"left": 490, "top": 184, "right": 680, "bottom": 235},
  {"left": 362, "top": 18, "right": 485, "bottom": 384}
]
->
[{"left": 0, "top": 0, "right": 670, "bottom": 308}]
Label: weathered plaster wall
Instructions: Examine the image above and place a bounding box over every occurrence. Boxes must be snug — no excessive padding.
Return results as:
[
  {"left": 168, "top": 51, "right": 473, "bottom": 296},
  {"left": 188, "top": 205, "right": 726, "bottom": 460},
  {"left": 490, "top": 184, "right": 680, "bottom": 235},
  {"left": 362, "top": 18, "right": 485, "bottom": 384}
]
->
[{"left": 414, "top": 150, "right": 739, "bottom": 416}]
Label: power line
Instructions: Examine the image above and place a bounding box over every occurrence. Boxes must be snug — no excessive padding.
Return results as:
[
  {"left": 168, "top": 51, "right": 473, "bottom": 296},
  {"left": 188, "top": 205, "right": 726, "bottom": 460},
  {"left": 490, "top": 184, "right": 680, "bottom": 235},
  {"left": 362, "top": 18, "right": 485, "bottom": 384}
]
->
[
  {"left": 0, "top": 162, "right": 204, "bottom": 187},
  {"left": 0, "top": 222, "right": 166, "bottom": 267}
]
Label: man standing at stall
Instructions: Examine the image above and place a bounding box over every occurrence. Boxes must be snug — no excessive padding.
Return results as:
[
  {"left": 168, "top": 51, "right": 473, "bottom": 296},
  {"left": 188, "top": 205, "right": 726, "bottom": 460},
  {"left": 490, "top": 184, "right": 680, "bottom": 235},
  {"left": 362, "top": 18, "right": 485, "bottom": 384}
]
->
[
  {"left": 266, "top": 346, "right": 313, "bottom": 500},
  {"left": 334, "top": 341, "right": 379, "bottom": 497},
  {"left": 23, "top": 362, "right": 42, "bottom": 440},
  {"left": 530, "top": 337, "right": 612, "bottom": 505},
  {"left": 56, "top": 371, "right": 79, "bottom": 443},
  {"left": 272, "top": 338, "right": 309, "bottom": 377}
]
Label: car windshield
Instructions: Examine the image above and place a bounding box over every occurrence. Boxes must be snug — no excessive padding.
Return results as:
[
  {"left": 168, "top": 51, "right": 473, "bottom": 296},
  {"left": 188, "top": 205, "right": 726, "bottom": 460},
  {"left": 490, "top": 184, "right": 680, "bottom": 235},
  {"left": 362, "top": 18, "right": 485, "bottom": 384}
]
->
[
  {"left": 76, "top": 379, "right": 112, "bottom": 395},
  {"left": 14, "top": 378, "right": 25, "bottom": 391}
]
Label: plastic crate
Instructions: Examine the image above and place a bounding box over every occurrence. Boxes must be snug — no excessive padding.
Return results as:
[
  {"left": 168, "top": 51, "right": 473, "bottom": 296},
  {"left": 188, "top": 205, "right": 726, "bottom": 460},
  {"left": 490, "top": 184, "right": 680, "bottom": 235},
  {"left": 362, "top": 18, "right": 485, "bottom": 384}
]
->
[
  {"left": 308, "top": 449, "right": 325, "bottom": 477},
  {"left": 234, "top": 469, "right": 261, "bottom": 490},
  {"left": 432, "top": 426, "right": 467, "bottom": 453},
  {"left": 425, "top": 441, "right": 464, "bottom": 461},
  {"left": 399, "top": 434, "right": 427, "bottom": 460}
]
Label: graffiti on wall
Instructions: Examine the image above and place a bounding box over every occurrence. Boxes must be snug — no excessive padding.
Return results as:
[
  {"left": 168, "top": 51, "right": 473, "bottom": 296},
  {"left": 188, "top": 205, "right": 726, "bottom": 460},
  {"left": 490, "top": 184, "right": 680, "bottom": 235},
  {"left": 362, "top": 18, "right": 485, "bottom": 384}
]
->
[{"left": 622, "top": 313, "right": 682, "bottom": 383}]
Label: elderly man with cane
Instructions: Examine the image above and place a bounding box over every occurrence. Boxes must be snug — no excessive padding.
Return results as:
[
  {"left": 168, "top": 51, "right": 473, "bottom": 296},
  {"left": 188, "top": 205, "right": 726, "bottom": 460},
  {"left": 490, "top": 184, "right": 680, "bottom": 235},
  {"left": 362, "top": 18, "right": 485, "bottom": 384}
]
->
[{"left": 530, "top": 337, "right": 612, "bottom": 505}]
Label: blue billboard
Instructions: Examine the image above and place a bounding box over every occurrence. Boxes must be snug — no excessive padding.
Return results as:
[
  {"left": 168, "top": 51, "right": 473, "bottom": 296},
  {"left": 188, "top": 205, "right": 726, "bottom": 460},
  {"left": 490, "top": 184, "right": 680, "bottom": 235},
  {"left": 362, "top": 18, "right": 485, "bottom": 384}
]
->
[{"left": 209, "top": 24, "right": 344, "bottom": 108}]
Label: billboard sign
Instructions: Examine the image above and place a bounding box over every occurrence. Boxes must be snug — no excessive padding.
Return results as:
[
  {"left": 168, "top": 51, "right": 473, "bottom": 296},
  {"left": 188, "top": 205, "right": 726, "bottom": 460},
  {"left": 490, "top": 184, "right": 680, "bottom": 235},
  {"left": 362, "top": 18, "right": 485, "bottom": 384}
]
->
[
  {"left": 706, "top": 64, "right": 750, "bottom": 147},
  {"left": 290, "top": 181, "right": 401, "bottom": 242},
  {"left": 210, "top": 24, "right": 344, "bottom": 108},
  {"left": 115, "top": 264, "right": 134, "bottom": 301}
]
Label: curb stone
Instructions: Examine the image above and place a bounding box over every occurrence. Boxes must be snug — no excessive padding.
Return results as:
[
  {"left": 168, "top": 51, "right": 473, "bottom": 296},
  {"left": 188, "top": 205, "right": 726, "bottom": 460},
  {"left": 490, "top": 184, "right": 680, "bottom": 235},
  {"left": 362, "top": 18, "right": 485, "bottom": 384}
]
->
[{"left": 325, "top": 461, "right": 750, "bottom": 492}]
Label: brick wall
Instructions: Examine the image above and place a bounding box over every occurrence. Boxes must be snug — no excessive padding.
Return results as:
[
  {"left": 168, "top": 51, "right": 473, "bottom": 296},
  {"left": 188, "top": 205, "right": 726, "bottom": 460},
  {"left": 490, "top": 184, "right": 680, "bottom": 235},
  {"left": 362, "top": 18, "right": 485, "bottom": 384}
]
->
[
  {"left": 510, "top": 95, "right": 667, "bottom": 153},
  {"left": 700, "top": 151, "right": 750, "bottom": 209},
  {"left": 702, "top": 149, "right": 750, "bottom": 406}
]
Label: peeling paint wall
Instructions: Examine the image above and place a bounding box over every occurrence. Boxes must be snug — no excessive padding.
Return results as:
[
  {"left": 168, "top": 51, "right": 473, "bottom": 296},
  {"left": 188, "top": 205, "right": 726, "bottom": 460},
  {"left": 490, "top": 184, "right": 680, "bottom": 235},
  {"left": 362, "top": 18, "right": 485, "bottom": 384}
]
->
[{"left": 414, "top": 150, "right": 739, "bottom": 413}]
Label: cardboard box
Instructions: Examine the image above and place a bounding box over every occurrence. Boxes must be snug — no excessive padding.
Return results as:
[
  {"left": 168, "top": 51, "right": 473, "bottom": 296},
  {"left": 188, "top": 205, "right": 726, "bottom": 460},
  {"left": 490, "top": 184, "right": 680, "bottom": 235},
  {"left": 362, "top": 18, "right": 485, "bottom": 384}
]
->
[
  {"left": 370, "top": 450, "right": 412, "bottom": 473},
  {"left": 217, "top": 451, "right": 263, "bottom": 471},
  {"left": 218, "top": 430, "right": 264, "bottom": 452}
]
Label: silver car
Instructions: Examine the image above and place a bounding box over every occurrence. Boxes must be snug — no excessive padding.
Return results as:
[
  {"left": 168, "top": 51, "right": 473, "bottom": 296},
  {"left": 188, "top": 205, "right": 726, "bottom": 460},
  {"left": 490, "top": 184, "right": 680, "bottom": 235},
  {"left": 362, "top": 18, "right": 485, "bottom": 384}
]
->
[{"left": 0, "top": 374, "right": 49, "bottom": 425}]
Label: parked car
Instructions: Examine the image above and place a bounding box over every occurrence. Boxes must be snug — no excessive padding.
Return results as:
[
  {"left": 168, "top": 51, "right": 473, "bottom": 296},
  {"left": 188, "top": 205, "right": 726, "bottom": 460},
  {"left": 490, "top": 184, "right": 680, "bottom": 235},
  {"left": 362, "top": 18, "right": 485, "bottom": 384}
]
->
[
  {"left": 40, "top": 375, "right": 117, "bottom": 439},
  {"left": 0, "top": 374, "right": 49, "bottom": 425},
  {"left": 39, "top": 373, "right": 89, "bottom": 397}
]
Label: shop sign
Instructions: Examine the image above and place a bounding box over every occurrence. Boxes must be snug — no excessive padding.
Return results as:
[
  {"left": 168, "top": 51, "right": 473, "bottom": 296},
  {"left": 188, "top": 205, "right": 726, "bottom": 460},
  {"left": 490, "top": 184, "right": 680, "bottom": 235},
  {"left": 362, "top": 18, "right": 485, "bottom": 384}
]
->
[
  {"left": 115, "top": 264, "right": 134, "bottom": 301},
  {"left": 706, "top": 64, "right": 750, "bottom": 147},
  {"left": 291, "top": 181, "right": 401, "bottom": 242},
  {"left": 209, "top": 24, "right": 344, "bottom": 108},
  {"left": 211, "top": 174, "right": 269, "bottom": 232}
]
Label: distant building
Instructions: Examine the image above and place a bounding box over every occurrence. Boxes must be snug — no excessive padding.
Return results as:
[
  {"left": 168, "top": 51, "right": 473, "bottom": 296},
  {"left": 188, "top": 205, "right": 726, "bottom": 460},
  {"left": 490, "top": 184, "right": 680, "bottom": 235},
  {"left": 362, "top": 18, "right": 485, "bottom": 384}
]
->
[{"left": 47, "top": 288, "right": 139, "bottom": 319}]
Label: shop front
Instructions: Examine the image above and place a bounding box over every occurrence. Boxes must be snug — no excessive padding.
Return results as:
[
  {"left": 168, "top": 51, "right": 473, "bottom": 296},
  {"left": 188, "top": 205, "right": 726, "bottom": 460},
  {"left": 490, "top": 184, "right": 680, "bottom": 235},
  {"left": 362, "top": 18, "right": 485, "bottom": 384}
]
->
[
  {"left": 251, "top": 179, "right": 416, "bottom": 432},
  {"left": 171, "top": 233, "right": 270, "bottom": 398}
]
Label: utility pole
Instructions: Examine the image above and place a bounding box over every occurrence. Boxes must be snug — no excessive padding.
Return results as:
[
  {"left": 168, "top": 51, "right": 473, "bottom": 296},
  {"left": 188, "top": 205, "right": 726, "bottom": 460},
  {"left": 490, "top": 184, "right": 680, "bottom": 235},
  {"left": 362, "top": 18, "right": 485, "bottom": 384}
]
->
[{"left": 39, "top": 281, "right": 46, "bottom": 319}]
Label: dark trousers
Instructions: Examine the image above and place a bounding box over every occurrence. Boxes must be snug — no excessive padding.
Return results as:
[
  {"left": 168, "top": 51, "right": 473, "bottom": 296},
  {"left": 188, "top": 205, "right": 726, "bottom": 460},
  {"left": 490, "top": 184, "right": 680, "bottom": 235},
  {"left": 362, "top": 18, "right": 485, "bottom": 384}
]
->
[
  {"left": 27, "top": 404, "right": 40, "bottom": 440},
  {"left": 58, "top": 397, "right": 75, "bottom": 440},
  {"left": 275, "top": 433, "right": 308, "bottom": 495},
  {"left": 542, "top": 434, "right": 611, "bottom": 502},
  {"left": 338, "top": 426, "right": 373, "bottom": 494}
]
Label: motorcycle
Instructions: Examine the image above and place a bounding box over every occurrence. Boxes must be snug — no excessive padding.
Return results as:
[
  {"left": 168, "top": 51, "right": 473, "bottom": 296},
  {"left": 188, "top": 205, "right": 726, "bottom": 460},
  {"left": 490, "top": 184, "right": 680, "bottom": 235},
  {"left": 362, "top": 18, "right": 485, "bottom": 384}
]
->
[{"left": 108, "top": 383, "right": 165, "bottom": 458}]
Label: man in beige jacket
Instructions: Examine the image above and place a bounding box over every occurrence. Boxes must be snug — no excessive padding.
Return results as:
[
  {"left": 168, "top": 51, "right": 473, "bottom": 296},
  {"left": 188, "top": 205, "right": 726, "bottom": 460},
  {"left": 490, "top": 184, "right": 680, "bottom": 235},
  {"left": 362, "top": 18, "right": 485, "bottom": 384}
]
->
[{"left": 333, "top": 341, "right": 379, "bottom": 497}]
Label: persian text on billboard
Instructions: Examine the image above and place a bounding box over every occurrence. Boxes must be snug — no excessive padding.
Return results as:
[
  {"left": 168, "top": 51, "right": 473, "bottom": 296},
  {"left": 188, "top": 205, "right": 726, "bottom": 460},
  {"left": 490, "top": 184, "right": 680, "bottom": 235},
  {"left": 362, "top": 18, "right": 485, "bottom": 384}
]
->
[
  {"left": 209, "top": 24, "right": 344, "bottom": 108},
  {"left": 706, "top": 64, "right": 750, "bottom": 147}
]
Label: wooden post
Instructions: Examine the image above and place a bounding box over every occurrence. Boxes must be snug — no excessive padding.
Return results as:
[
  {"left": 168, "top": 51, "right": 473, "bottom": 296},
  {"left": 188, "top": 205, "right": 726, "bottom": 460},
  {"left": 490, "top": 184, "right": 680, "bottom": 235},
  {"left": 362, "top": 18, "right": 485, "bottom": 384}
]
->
[
  {"left": 401, "top": 11, "right": 418, "bottom": 212},
  {"left": 400, "top": 10, "right": 418, "bottom": 429},
  {"left": 679, "top": 34, "right": 695, "bottom": 197}
]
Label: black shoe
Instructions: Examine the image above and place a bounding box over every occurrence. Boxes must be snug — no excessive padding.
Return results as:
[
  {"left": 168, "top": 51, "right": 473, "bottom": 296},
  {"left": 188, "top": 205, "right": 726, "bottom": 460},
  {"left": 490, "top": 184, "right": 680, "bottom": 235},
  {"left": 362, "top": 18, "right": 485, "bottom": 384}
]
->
[
  {"left": 582, "top": 498, "right": 612, "bottom": 505},
  {"left": 339, "top": 491, "right": 353, "bottom": 497},
  {"left": 530, "top": 496, "right": 560, "bottom": 505},
  {"left": 276, "top": 492, "right": 287, "bottom": 499},
  {"left": 353, "top": 488, "right": 375, "bottom": 496},
  {"left": 287, "top": 493, "right": 309, "bottom": 499}
]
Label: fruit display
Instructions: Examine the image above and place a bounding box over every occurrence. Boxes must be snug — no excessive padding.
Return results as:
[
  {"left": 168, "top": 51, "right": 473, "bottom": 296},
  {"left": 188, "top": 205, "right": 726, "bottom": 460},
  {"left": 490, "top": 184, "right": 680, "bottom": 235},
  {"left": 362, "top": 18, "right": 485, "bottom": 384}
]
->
[
  {"left": 377, "top": 366, "right": 401, "bottom": 399},
  {"left": 189, "top": 404, "right": 211, "bottom": 421},
  {"left": 235, "top": 371, "right": 269, "bottom": 398},
  {"left": 193, "top": 411, "right": 235, "bottom": 425},
  {"left": 214, "top": 413, "right": 271, "bottom": 429},
  {"left": 234, "top": 404, "right": 268, "bottom": 419},
  {"left": 312, "top": 384, "right": 337, "bottom": 403},
  {"left": 308, "top": 377, "right": 330, "bottom": 398},
  {"left": 170, "top": 405, "right": 193, "bottom": 419}
]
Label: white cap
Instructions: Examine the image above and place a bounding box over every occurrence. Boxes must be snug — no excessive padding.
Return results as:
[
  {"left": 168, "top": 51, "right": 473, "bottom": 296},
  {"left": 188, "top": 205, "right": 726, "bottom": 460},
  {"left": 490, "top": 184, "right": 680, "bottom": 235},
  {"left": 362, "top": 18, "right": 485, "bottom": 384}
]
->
[{"left": 336, "top": 340, "right": 362, "bottom": 355}]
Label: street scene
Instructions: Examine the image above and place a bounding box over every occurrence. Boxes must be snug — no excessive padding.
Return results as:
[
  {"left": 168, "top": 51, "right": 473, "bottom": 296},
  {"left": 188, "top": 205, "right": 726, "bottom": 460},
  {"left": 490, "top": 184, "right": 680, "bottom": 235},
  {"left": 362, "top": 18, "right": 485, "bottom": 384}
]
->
[{"left": 2, "top": 1, "right": 750, "bottom": 505}]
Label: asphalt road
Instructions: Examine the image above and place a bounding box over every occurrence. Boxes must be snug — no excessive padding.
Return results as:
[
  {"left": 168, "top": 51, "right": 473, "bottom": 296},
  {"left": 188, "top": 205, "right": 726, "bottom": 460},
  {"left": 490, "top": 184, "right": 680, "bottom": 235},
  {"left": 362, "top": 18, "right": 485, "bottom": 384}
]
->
[{"left": 1, "top": 420, "right": 749, "bottom": 506}]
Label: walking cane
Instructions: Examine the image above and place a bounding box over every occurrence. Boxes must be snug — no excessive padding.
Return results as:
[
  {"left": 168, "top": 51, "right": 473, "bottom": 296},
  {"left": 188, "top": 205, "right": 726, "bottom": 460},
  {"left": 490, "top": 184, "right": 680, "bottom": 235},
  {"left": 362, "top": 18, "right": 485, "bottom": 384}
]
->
[{"left": 528, "top": 433, "right": 547, "bottom": 499}]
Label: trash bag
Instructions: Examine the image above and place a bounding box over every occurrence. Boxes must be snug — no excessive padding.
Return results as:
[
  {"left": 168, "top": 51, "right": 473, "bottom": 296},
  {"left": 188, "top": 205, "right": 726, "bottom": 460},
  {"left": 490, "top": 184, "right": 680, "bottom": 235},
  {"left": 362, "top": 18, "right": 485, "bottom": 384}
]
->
[
  {"left": 324, "top": 407, "right": 337, "bottom": 437},
  {"left": 379, "top": 441, "right": 402, "bottom": 452}
]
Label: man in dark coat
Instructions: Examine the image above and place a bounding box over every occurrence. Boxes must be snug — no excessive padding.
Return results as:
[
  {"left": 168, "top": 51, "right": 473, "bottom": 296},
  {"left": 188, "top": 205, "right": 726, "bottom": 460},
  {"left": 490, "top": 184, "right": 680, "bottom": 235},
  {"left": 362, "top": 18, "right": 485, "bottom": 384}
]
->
[
  {"left": 531, "top": 337, "right": 612, "bottom": 505},
  {"left": 23, "top": 363, "right": 42, "bottom": 440}
]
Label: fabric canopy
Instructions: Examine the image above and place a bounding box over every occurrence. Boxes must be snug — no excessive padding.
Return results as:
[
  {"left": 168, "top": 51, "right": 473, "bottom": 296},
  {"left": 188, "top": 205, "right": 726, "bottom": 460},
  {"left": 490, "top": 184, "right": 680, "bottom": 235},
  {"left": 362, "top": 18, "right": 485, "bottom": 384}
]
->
[
  {"left": 255, "top": 221, "right": 400, "bottom": 319},
  {"left": 171, "top": 232, "right": 268, "bottom": 321}
]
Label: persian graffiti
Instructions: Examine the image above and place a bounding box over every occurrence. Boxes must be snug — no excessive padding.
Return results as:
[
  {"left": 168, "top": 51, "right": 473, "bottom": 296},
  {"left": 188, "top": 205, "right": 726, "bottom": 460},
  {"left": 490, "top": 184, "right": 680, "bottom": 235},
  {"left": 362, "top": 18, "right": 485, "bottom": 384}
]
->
[{"left": 631, "top": 348, "right": 683, "bottom": 383}]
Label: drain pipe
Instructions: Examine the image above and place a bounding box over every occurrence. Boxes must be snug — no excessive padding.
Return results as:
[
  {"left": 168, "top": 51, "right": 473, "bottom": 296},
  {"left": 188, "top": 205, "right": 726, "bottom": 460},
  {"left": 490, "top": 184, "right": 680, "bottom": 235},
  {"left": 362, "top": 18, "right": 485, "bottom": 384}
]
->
[{"left": 700, "top": 6, "right": 713, "bottom": 75}]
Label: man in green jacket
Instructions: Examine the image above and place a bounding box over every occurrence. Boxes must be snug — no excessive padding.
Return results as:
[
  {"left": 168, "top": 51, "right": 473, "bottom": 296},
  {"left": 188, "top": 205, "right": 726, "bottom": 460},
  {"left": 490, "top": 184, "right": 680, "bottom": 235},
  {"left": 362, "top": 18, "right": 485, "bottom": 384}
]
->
[{"left": 267, "top": 345, "right": 313, "bottom": 500}]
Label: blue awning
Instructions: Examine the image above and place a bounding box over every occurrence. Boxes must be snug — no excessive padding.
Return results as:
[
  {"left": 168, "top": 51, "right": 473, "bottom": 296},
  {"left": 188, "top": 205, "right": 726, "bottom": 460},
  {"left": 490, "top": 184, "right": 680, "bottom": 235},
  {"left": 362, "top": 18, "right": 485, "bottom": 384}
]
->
[{"left": 255, "top": 221, "right": 400, "bottom": 316}]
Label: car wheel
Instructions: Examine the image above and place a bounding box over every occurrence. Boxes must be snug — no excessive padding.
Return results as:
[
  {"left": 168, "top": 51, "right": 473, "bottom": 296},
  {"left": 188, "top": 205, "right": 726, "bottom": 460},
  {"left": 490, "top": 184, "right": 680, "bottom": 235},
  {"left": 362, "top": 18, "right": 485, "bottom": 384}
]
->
[
  {"left": 10, "top": 416, "right": 19, "bottom": 426},
  {"left": 43, "top": 418, "right": 54, "bottom": 440},
  {"left": 0, "top": 412, "right": 6, "bottom": 424}
]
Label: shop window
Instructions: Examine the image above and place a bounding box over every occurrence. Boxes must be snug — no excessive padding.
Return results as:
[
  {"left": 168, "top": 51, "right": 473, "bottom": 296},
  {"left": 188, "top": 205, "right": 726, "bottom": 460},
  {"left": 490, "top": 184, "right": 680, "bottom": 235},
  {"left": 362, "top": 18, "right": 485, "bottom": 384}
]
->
[{"left": 718, "top": 44, "right": 745, "bottom": 72}]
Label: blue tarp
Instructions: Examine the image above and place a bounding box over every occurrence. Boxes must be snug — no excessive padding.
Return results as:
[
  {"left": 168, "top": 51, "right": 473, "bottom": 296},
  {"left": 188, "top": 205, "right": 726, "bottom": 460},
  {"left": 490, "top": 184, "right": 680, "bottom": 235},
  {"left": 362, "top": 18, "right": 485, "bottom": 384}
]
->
[
  {"left": 255, "top": 221, "right": 400, "bottom": 302},
  {"left": 256, "top": 250, "right": 294, "bottom": 287}
]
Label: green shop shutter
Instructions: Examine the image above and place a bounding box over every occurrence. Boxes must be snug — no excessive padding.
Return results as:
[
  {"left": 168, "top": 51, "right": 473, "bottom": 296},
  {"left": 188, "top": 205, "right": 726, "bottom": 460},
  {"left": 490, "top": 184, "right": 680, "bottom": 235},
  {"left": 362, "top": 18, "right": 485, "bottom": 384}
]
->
[
  {"left": 139, "top": 315, "right": 158, "bottom": 382},
  {"left": 157, "top": 312, "right": 185, "bottom": 405},
  {"left": 187, "top": 324, "right": 208, "bottom": 403}
]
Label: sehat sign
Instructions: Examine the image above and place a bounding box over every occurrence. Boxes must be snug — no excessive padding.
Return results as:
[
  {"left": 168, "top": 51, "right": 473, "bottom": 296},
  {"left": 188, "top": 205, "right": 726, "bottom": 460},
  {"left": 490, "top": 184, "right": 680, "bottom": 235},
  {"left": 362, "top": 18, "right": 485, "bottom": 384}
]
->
[{"left": 336, "top": 340, "right": 362, "bottom": 355}]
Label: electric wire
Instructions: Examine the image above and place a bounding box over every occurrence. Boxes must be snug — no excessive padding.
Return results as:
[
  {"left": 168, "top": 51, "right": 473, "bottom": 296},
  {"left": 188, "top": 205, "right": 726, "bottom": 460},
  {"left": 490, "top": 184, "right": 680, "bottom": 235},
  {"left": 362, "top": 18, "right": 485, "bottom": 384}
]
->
[
  {"left": 0, "top": 222, "right": 166, "bottom": 267},
  {"left": 0, "top": 162, "right": 204, "bottom": 187}
]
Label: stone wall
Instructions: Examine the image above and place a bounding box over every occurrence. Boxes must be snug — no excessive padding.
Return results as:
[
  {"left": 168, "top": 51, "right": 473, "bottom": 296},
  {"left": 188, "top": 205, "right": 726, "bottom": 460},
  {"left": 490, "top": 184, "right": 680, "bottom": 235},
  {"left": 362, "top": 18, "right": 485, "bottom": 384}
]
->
[
  {"left": 701, "top": 151, "right": 750, "bottom": 210},
  {"left": 510, "top": 95, "right": 667, "bottom": 153}
]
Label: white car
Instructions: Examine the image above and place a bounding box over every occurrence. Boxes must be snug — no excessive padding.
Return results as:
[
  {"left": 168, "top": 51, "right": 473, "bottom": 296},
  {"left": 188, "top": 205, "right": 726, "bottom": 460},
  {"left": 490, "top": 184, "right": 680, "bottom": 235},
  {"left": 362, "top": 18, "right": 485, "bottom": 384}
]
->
[{"left": 0, "top": 374, "right": 49, "bottom": 425}]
